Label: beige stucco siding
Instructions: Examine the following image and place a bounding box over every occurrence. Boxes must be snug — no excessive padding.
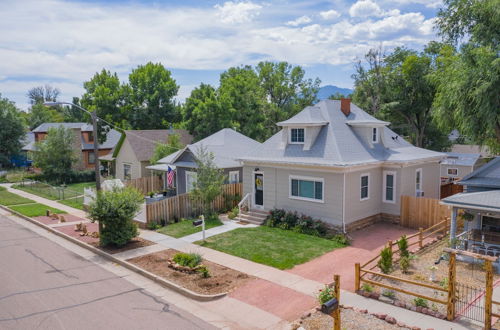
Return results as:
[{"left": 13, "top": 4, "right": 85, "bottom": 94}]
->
[
  {"left": 344, "top": 167, "right": 383, "bottom": 224},
  {"left": 243, "top": 165, "right": 344, "bottom": 226},
  {"left": 115, "top": 138, "right": 141, "bottom": 180}
]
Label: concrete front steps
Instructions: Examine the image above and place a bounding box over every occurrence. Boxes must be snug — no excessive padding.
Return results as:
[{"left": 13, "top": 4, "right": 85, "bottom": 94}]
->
[{"left": 238, "top": 209, "right": 268, "bottom": 225}]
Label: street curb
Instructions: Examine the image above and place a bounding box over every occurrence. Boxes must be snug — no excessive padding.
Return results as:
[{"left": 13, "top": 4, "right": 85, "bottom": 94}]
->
[{"left": 0, "top": 204, "right": 227, "bottom": 302}]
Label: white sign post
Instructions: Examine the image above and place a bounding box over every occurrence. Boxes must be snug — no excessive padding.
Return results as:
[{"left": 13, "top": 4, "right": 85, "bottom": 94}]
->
[{"left": 201, "top": 215, "right": 205, "bottom": 241}]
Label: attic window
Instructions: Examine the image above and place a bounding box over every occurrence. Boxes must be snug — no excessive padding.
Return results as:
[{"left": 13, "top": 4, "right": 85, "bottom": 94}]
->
[
  {"left": 372, "top": 127, "right": 378, "bottom": 143},
  {"left": 290, "top": 128, "right": 305, "bottom": 143}
]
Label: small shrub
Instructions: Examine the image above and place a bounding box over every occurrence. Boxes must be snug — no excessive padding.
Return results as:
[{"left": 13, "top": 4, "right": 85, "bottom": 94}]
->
[
  {"left": 148, "top": 191, "right": 155, "bottom": 198},
  {"left": 414, "top": 297, "right": 428, "bottom": 308},
  {"left": 197, "top": 265, "right": 210, "bottom": 278},
  {"left": 439, "top": 277, "right": 449, "bottom": 290},
  {"left": 173, "top": 252, "right": 202, "bottom": 268},
  {"left": 227, "top": 206, "right": 239, "bottom": 220},
  {"left": 378, "top": 246, "right": 393, "bottom": 274},
  {"left": 147, "top": 221, "right": 161, "bottom": 230},
  {"left": 361, "top": 283, "right": 374, "bottom": 293},
  {"left": 397, "top": 235, "right": 409, "bottom": 258},
  {"left": 317, "top": 285, "right": 336, "bottom": 304},
  {"left": 399, "top": 256, "right": 410, "bottom": 273},
  {"left": 331, "top": 234, "right": 350, "bottom": 245},
  {"left": 382, "top": 290, "right": 395, "bottom": 299},
  {"left": 413, "top": 274, "right": 427, "bottom": 282}
]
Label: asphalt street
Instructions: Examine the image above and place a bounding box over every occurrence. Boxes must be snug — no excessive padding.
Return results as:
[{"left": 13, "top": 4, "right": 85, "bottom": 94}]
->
[{"left": 0, "top": 213, "right": 216, "bottom": 330}]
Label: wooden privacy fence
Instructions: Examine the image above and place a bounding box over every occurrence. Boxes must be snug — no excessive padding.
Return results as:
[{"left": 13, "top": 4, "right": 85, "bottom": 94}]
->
[
  {"left": 146, "top": 183, "right": 242, "bottom": 224},
  {"left": 400, "top": 195, "right": 451, "bottom": 229},
  {"left": 125, "top": 176, "right": 163, "bottom": 195},
  {"left": 440, "top": 183, "right": 464, "bottom": 199}
]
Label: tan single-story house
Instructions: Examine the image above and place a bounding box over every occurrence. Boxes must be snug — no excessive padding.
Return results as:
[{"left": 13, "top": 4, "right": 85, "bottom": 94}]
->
[
  {"left": 440, "top": 152, "right": 482, "bottom": 184},
  {"left": 104, "top": 129, "right": 192, "bottom": 181},
  {"left": 239, "top": 99, "right": 445, "bottom": 232}
]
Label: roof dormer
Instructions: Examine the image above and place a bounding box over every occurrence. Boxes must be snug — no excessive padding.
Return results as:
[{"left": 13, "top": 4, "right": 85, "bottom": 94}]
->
[{"left": 277, "top": 106, "right": 328, "bottom": 150}]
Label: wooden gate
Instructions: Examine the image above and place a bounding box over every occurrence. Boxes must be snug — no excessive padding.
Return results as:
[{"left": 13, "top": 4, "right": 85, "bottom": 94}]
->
[{"left": 400, "top": 195, "right": 451, "bottom": 229}]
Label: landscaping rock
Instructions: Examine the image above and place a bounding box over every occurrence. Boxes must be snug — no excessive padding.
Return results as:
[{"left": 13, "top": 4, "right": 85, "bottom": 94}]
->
[
  {"left": 379, "top": 295, "right": 394, "bottom": 304},
  {"left": 411, "top": 327, "right": 421, "bottom": 330},
  {"left": 362, "top": 291, "right": 371, "bottom": 298},
  {"left": 422, "top": 308, "right": 429, "bottom": 314},
  {"left": 410, "top": 306, "right": 417, "bottom": 312},
  {"left": 397, "top": 322, "right": 407, "bottom": 327},
  {"left": 385, "top": 316, "right": 397, "bottom": 324},
  {"left": 374, "top": 313, "right": 387, "bottom": 320},
  {"left": 369, "top": 292, "right": 380, "bottom": 299},
  {"left": 416, "top": 306, "right": 423, "bottom": 313},
  {"left": 359, "top": 309, "right": 368, "bottom": 314}
]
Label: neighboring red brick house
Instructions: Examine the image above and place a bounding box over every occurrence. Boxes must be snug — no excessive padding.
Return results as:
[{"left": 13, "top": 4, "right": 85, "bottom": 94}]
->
[{"left": 23, "top": 123, "right": 121, "bottom": 170}]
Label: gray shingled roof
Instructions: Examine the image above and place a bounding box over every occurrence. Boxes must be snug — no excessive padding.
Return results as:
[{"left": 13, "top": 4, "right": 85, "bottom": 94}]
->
[
  {"left": 459, "top": 157, "right": 500, "bottom": 188},
  {"left": 441, "top": 190, "right": 500, "bottom": 211},
  {"left": 125, "top": 129, "right": 193, "bottom": 162},
  {"left": 442, "top": 152, "right": 481, "bottom": 167},
  {"left": 240, "top": 100, "right": 444, "bottom": 167},
  {"left": 158, "top": 128, "right": 261, "bottom": 168},
  {"left": 32, "top": 122, "right": 93, "bottom": 132}
]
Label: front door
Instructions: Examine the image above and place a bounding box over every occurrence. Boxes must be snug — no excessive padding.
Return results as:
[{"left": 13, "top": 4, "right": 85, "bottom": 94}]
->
[{"left": 254, "top": 173, "right": 264, "bottom": 209}]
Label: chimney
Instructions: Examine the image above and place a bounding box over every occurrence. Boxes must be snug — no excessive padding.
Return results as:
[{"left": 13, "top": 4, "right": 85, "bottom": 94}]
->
[{"left": 340, "top": 98, "right": 351, "bottom": 117}]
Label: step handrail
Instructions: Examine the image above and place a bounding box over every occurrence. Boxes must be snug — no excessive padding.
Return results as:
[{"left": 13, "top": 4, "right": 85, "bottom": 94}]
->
[{"left": 238, "top": 193, "right": 251, "bottom": 222}]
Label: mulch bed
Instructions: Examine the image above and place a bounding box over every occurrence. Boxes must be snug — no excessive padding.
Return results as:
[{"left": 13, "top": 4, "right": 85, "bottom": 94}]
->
[
  {"left": 33, "top": 214, "right": 86, "bottom": 225},
  {"left": 127, "top": 249, "right": 254, "bottom": 295},
  {"left": 89, "top": 237, "right": 155, "bottom": 254},
  {"left": 54, "top": 221, "right": 100, "bottom": 244}
]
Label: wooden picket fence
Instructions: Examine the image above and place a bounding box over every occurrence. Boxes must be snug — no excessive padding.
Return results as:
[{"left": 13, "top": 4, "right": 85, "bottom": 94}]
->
[
  {"left": 400, "top": 195, "right": 451, "bottom": 229},
  {"left": 146, "top": 183, "right": 242, "bottom": 224},
  {"left": 125, "top": 176, "right": 163, "bottom": 196}
]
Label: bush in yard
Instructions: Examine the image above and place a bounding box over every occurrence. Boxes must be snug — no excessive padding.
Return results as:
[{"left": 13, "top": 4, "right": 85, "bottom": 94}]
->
[
  {"left": 397, "top": 235, "right": 409, "bottom": 258},
  {"left": 88, "top": 187, "right": 143, "bottom": 247},
  {"left": 361, "top": 283, "right": 374, "bottom": 293},
  {"left": 173, "top": 252, "right": 202, "bottom": 268},
  {"left": 197, "top": 265, "right": 210, "bottom": 278},
  {"left": 382, "top": 290, "right": 395, "bottom": 299},
  {"left": 399, "top": 256, "right": 410, "bottom": 273},
  {"left": 147, "top": 221, "right": 161, "bottom": 230},
  {"left": 317, "top": 285, "right": 336, "bottom": 304},
  {"left": 227, "top": 206, "right": 239, "bottom": 219},
  {"left": 378, "top": 246, "right": 393, "bottom": 274},
  {"left": 413, "top": 297, "right": 428, "bottom": 308}
]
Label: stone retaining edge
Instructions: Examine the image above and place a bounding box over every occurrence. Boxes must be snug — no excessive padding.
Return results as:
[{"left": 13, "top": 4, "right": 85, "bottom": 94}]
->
[{"left": 0, "top": 204, "right": 227, "bottom": 302}]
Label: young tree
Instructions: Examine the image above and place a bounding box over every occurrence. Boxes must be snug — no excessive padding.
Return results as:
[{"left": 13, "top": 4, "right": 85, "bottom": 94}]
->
[
  {"left": 189, "top": 146, "right": 225, "bottom": 215},
  {"left": 0, "top": 95, "right": 26, "bottom": 167},
  {"left": 31, "top": 126, "right": 77, "bottom": 183},
  {"left": 127, "top": 62, "right": 180, "bottom": 129},
  {"left": 150, "top": 133, "right": 185, "bottom": 164},
  {"left": 88, "top": 187, "right": 143, "bottom": 247}
]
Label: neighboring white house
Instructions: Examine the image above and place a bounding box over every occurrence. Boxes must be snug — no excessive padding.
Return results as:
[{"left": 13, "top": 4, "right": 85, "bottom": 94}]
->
[
  {"left": 239, "top": 99, "right": 445, "bottom": 232},
  {"left": 440, "top": 152, "right": 482, "bottom": 184}
]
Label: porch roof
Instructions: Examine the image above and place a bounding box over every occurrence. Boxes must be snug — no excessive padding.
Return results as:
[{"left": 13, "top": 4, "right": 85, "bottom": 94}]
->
[
  {"left": 441, "top": 190, "right": 500, "bottom": 212},
  {"left": 145, "top": 164, "right": 176, "bottom": 171}
]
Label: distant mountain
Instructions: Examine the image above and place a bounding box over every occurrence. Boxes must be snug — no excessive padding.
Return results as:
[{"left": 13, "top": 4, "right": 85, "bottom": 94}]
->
[{"left": 317, "top": 85, "right": 354, "bottom": 100}]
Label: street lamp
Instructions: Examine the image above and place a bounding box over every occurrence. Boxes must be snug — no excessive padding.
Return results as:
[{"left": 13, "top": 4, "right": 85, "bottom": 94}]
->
[{"left": 43, "top": 102, "right": 101, "bottom": 192}]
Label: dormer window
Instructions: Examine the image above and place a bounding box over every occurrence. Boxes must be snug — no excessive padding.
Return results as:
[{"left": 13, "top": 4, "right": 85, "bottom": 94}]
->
[
  {"left": 290, "top": 128, "right": 305, "bottom": 144},
  {"left": 372, "top": 127, "right": 378, "bottom": 143}
]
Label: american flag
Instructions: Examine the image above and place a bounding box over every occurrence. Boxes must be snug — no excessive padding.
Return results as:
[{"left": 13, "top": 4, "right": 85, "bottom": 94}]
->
[{"left": 167, "top": 166, "right": 175, "bottom": 187}]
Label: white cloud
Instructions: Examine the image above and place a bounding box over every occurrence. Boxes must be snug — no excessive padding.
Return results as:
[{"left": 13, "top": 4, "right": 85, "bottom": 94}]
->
[
  {"left": 319, "top": 10, "right": 341, "bottom": 20},
  {"left": 286, "top": 15, "right": 312, "bottom": 26},
  {"left": 349, "top": 0, "right": 384, "bottom": 17},
  {"left": 215, "top": 1, "right": 262, "bottom": 24},
  {"left": 390, "top": 0, "right": 443, "bottom": 8}
]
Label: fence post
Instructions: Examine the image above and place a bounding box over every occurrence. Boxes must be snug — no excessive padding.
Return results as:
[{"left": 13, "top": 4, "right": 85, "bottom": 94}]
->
[
  {"left": 333, "top": 274, "right": 341, "bottom": 330},
  {"left": 447, "top": 252, "right": 456, "bottom": 321},
  {"left": 388, "top": 240, "right": 393, "bottom": 254},
  {"left": 354, "top": 263, "right": 360, "bottom": 292},
  {"left": 485, "top": 260, "right": 493, "bottom": 330},
  {"left": 418, "top": 227, "right": 423, "bottom": 249}
]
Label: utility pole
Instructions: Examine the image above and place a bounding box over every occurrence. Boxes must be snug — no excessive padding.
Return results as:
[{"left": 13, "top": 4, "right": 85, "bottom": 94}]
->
[{"left": 91, "top": 111, "right": 101, "bottom": 192}]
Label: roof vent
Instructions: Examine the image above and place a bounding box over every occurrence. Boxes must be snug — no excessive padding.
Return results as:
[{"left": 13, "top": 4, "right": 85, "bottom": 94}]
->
[{"left": 340, "top": 98, "right": 351, "bottom": 117}]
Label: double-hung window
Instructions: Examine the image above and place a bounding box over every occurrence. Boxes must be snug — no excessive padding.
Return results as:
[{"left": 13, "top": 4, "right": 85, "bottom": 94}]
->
[
  {"left": 228, "top": 171, "right": 239, "bottom": 184},
  {"left": 88, "top": 151, "right": 96, "bottom": 165},
  {"left": 447, "top": 168, "right": 458, "bottom": 176},
  {"left": 415, "top": 168, "right": 422, "bottom": 192},
  {"left": 360, "top": 174, "right": 369, "bottom": 201},
  {"left": 123, "top": 164, "right": 131, "bottom": 180},
  {"left": 290, "top": 176, "right": 323, "bottom": 202},
  {"left": 290, "top": 128, "right": 305, "bottom": 143},
  {"left": 383, "top": 171, "right": 396, "bottom": 203},
  {"left": 186, "top": 171, "right": 197, "bottom": 192}
]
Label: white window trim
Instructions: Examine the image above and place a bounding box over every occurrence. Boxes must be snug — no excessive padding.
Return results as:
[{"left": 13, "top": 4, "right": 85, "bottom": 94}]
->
[
  {"left": 383, "top": 170, "right": 396, "bottom": 204},
  {"left": 228, "top": 170, "right": 240, "bottom": 184},
  {"left": 447, "top": 168, "right": 458, "bottom": 176},
  {"left": 415, "top": 168, "right": 423, "bottom": 192},
  {"left": 360, "top": 173, "right": 370, "bottom": 201},
  {"left": 289, "top": 127, "right": 306, "bottom": 144},
  {"left": 372, "top": 127, "right": 379, "bottom": 143},
  {"left": 289, "top": 175, "right": 324, "bottom": 203},
  {"left": 185, "top": 171, "right": 197, "bottom": 193}
]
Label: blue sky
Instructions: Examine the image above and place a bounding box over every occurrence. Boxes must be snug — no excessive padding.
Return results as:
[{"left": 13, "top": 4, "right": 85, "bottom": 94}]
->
[{"left": 0, "top": 0, "right": 442, "bottom": 110}]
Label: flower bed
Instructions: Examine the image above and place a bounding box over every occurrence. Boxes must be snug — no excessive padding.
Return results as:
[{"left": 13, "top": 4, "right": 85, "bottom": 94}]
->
[{"left": 127, "top": 249, "right": 253, "bottom": 295}]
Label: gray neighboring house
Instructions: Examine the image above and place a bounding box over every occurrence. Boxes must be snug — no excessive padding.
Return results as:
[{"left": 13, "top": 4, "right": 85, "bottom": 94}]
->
[
  {"left": 458, "top": 157, "right": 500, "bottom": 193},
  {"left": 440, "top": 152, "right": 482, "bottom": 184},
  {"left": 157, "top": 128, "right": 261, "bottom": 194},
  {"left": 239, "top": 99, "right": 445, "bottom": 232}
]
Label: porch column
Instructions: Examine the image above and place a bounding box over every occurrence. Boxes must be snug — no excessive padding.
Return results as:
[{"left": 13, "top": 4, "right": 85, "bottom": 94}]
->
[
  {"left": 473, "top": 213, "right": 481, "bottom": 230},
  {"left": 450, "top": 207, "right": 458, "bottom": 248}
]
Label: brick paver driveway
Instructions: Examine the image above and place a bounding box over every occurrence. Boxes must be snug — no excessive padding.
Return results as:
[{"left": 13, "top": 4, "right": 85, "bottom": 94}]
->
[{"left": 287, "top": 223, "right": 417, "bottom": 291}]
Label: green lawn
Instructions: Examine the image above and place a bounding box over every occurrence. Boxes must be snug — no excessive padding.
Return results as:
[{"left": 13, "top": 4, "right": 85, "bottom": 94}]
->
[
  {"left": 196, "top": 226, "right": 346, "bottom": 269},
  {"left": 12, "top": 181, "right": 93, "bottom": 201},
  {"left": 58, "top": 197, "right": 84, "bottom": 210},
  {"left": 10, "top": 203, "right": 66, "bottom": 217},
  {"left": 157, "top": 217, "right": 223, "bottom": 238},
  {"left": 0, "top": 190, "right": 35, "bottom": 206},
  {"left": 65, "top": 182, "right": 95, "bottom": 194}
]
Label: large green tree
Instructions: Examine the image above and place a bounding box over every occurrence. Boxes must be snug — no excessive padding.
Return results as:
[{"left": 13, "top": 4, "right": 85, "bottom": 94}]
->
[
  {"left": 127, "top": 62, "right": 180, "bottom": 129},
  {"left": 32, "top": 126, "right": 78, "bottom": 183},
  {"left": 150, "top": 133, "right": 185, "bottom": 164},
  {"left": 0, "top": 95, "right": 26, "bottom": 167},
  {"left": 433, "top": 0, "right": 500, "bottom": 150}
]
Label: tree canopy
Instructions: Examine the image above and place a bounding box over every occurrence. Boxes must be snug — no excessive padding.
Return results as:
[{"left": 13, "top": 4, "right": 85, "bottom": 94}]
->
[
  {"left": 150, "top": 133, "right": 185, "bottom": 164},
  {"left": 0, "top": 94, "right": 26, "bottom": 167}
]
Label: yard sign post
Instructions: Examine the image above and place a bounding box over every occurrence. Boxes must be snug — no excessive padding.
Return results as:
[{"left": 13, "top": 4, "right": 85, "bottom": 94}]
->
[
  {"left": 333, "top": 274, "right": 341, "bottom": 330},
  {"left": 201, "top": 215, "right": 205, "bottom": 241},
  {"left": 447, "top": 252, "right": 456, "bottom": 321}
]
